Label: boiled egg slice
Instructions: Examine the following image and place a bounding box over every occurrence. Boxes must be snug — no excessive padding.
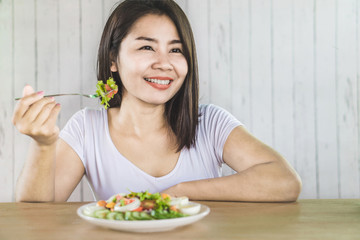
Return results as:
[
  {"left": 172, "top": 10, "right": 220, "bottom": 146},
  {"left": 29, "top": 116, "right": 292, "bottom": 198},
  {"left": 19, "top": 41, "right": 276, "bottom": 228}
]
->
[
  {"left": 83, "top": 205, "right": 105, "bottom": 217},
  {"left": 179, "top": 202, "right": 201, "bottom": 215},
  {"left": 114, "top": 198, "right": 140, "bottom": 212},
  {"left": 170, "top": 196, "right": 189, "bottom": 207}
]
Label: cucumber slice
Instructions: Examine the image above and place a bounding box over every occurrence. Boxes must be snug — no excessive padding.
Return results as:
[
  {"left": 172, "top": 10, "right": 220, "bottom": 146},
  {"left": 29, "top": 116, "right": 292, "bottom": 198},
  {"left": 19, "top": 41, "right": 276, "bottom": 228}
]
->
[
  {"left": 124, "top": 211, "right": 136, "bottom": 220},
  {"left": 115, "top": 212, "right": 125, "bottom": 221},
  {"left": 106, "top": 212, "right": 117, "bottom": 220},
  {"left": 83, "top": 206, "right": 105, "bottom": 217},
  {"left": 129, "top": 211, "right": 153, "bottom": 220},
  {"left": 139, "top": 212, "right": 153, "bottom": 220},
  {"left": 131, "top": 211, "right": 142, "bottom": 220},
  {"left": 94, "top": 209, "right": 110, "bottom": 219}
]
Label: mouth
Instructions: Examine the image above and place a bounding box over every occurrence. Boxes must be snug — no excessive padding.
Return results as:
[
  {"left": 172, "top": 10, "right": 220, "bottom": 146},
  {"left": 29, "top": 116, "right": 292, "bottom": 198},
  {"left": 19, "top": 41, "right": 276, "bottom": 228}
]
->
[{"left": 144, "top": 77, "right": 172, "bottom": 85}]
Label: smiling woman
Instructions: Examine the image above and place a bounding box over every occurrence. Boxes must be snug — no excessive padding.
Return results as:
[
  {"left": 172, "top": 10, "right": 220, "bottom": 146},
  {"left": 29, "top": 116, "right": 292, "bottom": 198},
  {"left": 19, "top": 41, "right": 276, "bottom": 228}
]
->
[
  {"left": 12, "top": 0, "right": 301, "bottom": 203},
  {"left": 111, "top": 14, "right": 188, "bottom": 109},
  {"left": 97, "top": 0, "right": 198, "bottom": 152}
]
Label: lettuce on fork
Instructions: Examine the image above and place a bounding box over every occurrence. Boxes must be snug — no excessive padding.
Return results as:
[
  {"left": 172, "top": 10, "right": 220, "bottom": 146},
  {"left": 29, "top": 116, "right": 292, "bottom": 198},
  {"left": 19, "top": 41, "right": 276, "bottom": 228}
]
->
[{"left": 96, "top": 77, "right": 118, "bottom": 109}]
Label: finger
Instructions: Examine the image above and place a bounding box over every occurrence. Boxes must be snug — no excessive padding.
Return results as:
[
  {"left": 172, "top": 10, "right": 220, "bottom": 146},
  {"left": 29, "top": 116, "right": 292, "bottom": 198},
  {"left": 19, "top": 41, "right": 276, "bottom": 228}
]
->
[
  {"left": 14, "top": 97, "right": 54, "bottom": 135},
  {"left": 17, "top": 102, "right": 61, "bottom": 144},
  {"left": 12, "top": 87, "right": 44, "bottom": 125},
  {"left": 22, "top": 84, "right": 35, "bottom": 97},
  {"left": 32, "top": 101, "right": 58, "bottom": 126},
  {"left": 41, "top": 103, "right": 61, "bottom": 132},
  {"left": 21, "top": 97, "right": 55, "bottom": 123}
]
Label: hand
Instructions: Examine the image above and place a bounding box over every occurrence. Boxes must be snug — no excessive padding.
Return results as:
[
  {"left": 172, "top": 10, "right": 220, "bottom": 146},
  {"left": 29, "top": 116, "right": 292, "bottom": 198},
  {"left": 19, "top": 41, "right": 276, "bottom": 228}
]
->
[
  {"left": 161, "top": 183, "right": 182, "bottom": 198},
  {"left": 12, "top": 85, "right": 61, "bottom": 146}
]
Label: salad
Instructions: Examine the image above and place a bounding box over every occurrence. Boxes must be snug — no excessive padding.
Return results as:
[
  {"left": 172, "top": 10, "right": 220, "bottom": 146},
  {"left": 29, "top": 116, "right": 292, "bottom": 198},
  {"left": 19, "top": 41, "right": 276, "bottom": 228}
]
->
[
  {"left": 83, "top": 191, "right": 201, "bottom": 221},
  {"left": 96, "top": 77, "right": 118, "bottom": 109}
]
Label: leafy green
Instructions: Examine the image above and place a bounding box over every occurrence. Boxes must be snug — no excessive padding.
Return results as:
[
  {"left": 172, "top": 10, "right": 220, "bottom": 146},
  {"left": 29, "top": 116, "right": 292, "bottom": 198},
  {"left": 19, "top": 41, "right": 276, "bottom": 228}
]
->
[{"left": 96, "top": 77, "right": 118, "bottom": 109}]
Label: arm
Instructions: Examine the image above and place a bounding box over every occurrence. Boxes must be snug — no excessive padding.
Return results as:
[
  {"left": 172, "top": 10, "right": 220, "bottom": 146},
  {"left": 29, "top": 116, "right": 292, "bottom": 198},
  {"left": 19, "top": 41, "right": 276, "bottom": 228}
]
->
[
  {"left": 164, "top": 126, "right": 302, "bottom": 202},
  {"left": 13, "top": 85, "right": 84, "bottom": 202},
  {"left": 15, "top": 140, "right": 57, "bottom": 202}
]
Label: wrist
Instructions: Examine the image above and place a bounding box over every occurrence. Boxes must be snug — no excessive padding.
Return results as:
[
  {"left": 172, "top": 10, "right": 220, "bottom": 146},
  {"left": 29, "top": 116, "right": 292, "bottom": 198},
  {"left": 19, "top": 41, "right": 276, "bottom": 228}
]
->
[
  {"left": 171, "top": 182, "right": 186, "bottom": 198},
  {"left": 32, "top": 138, "right": 58, "bottom": 151}
]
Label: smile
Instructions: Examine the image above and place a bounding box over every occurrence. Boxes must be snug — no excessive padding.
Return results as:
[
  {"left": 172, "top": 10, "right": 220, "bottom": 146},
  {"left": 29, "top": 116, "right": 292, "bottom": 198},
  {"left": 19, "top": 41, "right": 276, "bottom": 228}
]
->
[{"left": 144, "top": 78, "right": 171, "bottom": 85}]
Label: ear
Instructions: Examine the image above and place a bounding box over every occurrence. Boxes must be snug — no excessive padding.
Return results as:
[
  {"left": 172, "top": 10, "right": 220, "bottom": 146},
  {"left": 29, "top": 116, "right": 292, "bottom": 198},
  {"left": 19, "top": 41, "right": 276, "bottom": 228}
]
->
[{"left": 110, "top": 61, "right": 118, "bottom": 72}]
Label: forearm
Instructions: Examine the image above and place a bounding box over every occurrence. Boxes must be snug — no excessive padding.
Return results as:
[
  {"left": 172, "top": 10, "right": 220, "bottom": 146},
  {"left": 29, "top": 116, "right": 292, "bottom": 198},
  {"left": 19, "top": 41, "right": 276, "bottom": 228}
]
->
[
  {"left": 167, "top": 162, "right": 302, "bottom": 202},
  {"left": 15, "top": 140, "right": 57, "bottom": 202}
]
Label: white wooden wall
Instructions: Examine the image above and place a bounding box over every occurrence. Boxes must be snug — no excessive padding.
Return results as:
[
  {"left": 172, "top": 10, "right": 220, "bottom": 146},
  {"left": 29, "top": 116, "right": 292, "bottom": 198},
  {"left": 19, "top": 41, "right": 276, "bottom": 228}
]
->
[{"left": 0, "top": 0, "right": 359, "bottom": 202}]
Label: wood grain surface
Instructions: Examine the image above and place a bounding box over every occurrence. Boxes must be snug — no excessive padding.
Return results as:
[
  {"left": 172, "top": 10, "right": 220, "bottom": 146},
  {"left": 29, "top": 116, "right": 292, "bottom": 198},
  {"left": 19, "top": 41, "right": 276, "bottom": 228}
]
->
[{"left": 0, "top": 199, "right": 359, "bottom": 240}]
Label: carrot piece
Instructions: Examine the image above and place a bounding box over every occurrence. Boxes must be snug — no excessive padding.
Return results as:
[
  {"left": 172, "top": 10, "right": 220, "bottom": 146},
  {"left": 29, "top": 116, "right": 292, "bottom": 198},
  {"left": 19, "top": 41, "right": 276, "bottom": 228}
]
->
[
  {"left": 104, "top": 84, "right": 111, "bottom": 91},
  {"left": 170, "top": 206, "right": 178, "bottom": 212},
  {"left": 161, "top": 193, "right": 171, "bottom": 199},
  {"left": 97, "top": 200, "right": 107, "bottom": 207},
  {"left": 132, "top": 207, "right": 143, "bottom": 212},
  {"left": 106, "top": 202, "right": 116, "bottom": 209},
  {"left": 104, "top": 84, "right": 118, "bottom": 98}
]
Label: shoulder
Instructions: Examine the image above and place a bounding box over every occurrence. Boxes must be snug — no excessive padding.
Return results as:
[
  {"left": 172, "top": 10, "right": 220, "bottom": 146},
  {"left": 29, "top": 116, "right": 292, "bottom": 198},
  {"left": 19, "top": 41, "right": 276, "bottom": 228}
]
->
[
  {"left": 83, "top": 107, "right": 106, "bottom": 117},
  {"left": 199, "top": 104, "right": 227, "bottom": 116},
  {"left": 197, "top": 103, "right": 242, "bottom": 139},
  {"left": 80, "top": 107, "right": 106, "bottom": 120},
  {"left": 199, "top": 104, "right": 242, "bottom": 125},
  {"left": 66, "top": 107, "right": 106, "bottom": 126}
]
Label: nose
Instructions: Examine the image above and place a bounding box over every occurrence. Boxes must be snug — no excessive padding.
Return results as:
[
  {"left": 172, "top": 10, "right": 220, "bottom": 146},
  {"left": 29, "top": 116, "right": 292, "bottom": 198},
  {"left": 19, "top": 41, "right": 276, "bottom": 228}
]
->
[{"left": 151, "top": 52, "right": 173, "bottom": 71}]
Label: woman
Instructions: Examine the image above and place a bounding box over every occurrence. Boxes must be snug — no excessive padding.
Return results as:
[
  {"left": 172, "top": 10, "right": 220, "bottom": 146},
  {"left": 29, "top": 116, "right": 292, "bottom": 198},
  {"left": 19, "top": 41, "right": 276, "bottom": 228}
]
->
[{"left": 12, "top": 0, "right": 301, "bottom": 202}]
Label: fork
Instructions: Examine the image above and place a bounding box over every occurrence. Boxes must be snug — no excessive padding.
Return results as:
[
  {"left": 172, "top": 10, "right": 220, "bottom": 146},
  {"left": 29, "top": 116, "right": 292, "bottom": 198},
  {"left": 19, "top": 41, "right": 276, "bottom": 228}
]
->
[{"left": 15, "top": 90, "right": 114, "bottom": 101}]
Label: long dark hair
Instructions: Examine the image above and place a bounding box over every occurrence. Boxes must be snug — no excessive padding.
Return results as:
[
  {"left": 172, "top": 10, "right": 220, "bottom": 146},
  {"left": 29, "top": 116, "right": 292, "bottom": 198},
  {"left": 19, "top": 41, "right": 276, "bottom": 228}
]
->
[{"left": 97, "top": 0, "right": 199, "bottom": 151}]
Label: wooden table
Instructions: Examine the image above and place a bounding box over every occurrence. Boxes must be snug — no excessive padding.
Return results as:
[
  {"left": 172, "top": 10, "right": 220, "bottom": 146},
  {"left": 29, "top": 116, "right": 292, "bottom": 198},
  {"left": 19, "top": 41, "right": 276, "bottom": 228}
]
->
[{"left": 0, "top": 199, "right": 359, "bottom": 240}]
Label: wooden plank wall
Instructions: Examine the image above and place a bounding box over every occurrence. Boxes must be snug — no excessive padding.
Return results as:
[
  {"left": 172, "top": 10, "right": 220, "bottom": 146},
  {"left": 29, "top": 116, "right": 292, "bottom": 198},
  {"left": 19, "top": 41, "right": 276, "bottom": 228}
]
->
[{"left": 0, "top": 0, "right": 359, "bottom": 202}]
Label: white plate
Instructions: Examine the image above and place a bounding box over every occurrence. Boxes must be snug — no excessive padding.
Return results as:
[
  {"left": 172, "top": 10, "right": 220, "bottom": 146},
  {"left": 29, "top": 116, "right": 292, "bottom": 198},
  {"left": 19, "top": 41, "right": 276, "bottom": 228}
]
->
[{"left": 77, "top": 202, "right": 210, "bottom": 233}]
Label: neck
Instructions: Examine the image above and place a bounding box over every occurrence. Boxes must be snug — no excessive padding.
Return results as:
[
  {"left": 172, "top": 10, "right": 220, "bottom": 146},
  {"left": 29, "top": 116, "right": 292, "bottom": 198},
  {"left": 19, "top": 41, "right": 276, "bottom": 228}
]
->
[{"left": 108, "top": 97, "right": 169, "bottom": 137}]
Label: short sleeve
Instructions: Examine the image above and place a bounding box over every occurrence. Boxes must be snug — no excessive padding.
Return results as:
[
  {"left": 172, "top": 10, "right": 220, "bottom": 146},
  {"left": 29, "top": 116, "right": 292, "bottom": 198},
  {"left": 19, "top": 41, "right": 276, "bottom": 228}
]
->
[
  {"left": 200, "top": 104, "right": 242, "bottom": 164},
  {"left": 59, "top": 109, "right": 85, "bottom": 162}
]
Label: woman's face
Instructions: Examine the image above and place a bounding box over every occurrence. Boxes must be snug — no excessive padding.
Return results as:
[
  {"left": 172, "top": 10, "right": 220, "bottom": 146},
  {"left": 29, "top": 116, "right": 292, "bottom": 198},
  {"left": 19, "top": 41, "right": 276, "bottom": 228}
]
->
[{"left": 112, "top": 14, "right": 188, "bottom": 106}]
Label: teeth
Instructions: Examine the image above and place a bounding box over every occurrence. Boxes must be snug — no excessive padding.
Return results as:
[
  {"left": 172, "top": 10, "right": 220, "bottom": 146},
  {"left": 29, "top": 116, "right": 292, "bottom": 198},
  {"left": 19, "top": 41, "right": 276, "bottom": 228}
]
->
[{"left": 144, "top": 78, "right": 171, "bottom": 85}]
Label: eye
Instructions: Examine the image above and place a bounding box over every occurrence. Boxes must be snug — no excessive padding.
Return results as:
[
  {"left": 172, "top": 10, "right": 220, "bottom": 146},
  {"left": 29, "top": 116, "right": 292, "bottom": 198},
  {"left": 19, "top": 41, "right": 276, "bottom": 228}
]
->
[
  {"left": 170, "top": 48, "right": 183, "bottom": 53},
  {"left": 139, "top": 46, "right": 154, "bottom": 51}
]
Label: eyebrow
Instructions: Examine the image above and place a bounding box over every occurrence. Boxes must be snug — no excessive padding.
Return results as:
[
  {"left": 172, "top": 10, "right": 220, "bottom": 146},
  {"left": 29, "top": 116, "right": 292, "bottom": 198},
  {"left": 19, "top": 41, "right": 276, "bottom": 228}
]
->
[{"left": 135, "top": 36, "right": 182, "bottom": 45}]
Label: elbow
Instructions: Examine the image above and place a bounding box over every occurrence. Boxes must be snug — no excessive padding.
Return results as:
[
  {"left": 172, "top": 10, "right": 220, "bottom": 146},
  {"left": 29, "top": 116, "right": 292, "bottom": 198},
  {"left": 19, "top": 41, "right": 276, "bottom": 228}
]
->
[
  {"left": 282, "top": 172, "right": 302, "bottom": 202},
  {"left": 15, "top": 196, "right": 54, "bottom": 203},
  {"left": 15, "top": 194, "right": 31, "bottom": 203},
  {"left": 15, "top": 191, "right": 31, "bottom": 203},
  {"left": 15, "top": 189, "right": 55, "bottom": 203},
  {"left": 15, "top": 189, "right": 26, "bottom": 202}
]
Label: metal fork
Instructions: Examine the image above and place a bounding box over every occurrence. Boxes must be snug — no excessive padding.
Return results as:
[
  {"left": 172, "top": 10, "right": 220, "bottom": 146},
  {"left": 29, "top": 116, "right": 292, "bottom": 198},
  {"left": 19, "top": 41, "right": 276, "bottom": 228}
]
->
[{"left": 15, "top": 90, "right": 114, "bottom": 101}]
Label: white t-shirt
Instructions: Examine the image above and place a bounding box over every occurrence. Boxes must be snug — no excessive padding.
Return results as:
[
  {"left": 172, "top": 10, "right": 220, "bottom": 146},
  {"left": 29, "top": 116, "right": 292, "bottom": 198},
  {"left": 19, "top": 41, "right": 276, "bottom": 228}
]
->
[{"left": 59, "top": 104, "right": 242, "bottom": 200}]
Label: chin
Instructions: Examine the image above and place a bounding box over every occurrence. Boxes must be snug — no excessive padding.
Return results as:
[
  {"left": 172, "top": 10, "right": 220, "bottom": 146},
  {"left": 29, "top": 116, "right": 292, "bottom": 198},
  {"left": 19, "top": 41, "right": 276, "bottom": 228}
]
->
[
  {"left": 141, "top": 95, "right": 175, "bottom": 106},
  {"left": 141, "top": 98, "right": 169, "bottom": 106}
]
